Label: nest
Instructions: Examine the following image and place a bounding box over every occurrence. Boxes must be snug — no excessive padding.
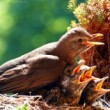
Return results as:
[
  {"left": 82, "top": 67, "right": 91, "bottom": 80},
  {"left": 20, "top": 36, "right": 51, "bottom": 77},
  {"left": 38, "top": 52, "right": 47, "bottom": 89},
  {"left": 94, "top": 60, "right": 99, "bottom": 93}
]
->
[{"left": 0, "top": 93, "right": 109, "bottom": 110}]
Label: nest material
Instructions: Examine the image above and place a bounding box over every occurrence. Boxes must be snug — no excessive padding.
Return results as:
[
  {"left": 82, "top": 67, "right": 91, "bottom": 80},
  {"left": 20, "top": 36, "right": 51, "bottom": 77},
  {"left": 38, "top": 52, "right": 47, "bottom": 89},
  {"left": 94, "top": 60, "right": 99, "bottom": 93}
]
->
[{"left": 0, "top": 94, "right": 109, "bottom": 110}]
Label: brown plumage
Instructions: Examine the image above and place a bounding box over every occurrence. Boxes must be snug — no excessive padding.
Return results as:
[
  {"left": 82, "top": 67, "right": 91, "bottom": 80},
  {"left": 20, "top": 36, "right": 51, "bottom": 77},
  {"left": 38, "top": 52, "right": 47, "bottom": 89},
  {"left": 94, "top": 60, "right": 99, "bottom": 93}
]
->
[
  {"left": 60, "top": 68, "right": 94, "bottom": 105},
  {"left": 0, "top": 27, "right": 104, "bottom": 93},
  {"left": 81, "top": 76, "right": 110, "bottom": 105}
]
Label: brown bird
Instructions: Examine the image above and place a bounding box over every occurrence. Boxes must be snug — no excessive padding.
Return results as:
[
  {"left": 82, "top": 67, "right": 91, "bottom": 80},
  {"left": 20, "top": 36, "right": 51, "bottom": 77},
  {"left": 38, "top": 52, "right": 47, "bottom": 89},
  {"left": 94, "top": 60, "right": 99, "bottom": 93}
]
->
[
  {"left": 61, "top": 66, "right": 95, "bottom": 106},
  {"left": 43, "top": 64, "right": 83, "bottom": 103},
  {"left": 0, "top": 27, "right": 104, "bottom": 93},
  {"left": 82, "top": 76, "right": 110, "bottom": 105}
]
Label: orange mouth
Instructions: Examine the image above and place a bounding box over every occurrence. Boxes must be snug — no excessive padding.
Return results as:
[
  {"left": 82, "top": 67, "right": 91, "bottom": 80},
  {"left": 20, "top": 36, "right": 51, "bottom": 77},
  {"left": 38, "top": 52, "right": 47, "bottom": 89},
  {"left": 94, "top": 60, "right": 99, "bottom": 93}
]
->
[
  {"left": 71, "top": 63, "right": 84, "bottom": 75},
  {"left": 78, "top": 66, "right": 96, "bottom": 83},
  {"left": 84, "top": 66, "right": 96, "bottom": 79},
  {"left": 78, "top": 70, "right": 86, "bottom": 82},
  {"left": 95, "top": 76, "right": 110, "bottom": 92}
]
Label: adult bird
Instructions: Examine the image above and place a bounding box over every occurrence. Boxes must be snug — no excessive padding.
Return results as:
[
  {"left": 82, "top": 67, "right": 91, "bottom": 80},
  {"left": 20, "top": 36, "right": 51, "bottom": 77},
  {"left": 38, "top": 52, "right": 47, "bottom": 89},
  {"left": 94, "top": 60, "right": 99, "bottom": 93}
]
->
[{"left": 0, "top": 27, "right": 104, "bottom": 93}]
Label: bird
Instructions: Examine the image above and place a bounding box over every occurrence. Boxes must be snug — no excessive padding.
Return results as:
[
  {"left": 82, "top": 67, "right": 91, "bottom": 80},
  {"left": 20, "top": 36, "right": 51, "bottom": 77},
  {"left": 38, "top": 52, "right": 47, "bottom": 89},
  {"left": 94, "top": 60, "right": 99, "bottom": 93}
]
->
[
  {"left": 0, "top": 27, "right": 104, "bottom": 93},
  {"left": 44, "top": 63, "right": 84, "bottom": 103},
  {"left": 60, "top": 66, "right": 95, "bottom": 106},
  {"left": 81, "top": 76, "right": 110, "bottom": 105}
]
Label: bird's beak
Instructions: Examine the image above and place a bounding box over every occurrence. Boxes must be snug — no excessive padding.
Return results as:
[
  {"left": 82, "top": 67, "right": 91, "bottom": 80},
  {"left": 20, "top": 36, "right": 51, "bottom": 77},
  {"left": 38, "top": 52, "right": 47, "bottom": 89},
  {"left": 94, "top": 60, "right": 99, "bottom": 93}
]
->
[
  {"left": 71, "top": 63, "right": 84, "bottom": 75},
  {"left": 94, "top": 76, "right": 110, "bottom": 93},
  {"left": 83, "top": 33, "right": 104, "bottom": 46},
  {"left": 78, "top": 70, "right": 86, "bottom": 83},
  {"left": 84, "top": 66, "right": 96, "bottom": 79},
  {"left": 92, "top": 33, "right": 104, "bottom": 38},
  {"left": 78, "top": 66, "right": 96, "bottom": 83}
]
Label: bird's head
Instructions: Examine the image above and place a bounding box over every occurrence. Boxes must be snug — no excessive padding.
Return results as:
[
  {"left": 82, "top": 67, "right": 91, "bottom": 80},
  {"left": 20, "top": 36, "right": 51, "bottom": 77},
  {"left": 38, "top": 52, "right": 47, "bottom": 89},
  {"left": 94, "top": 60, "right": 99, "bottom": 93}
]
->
[
  {"left": 83, "top": 76, "right": 110, "bottom": 105},
  {"left": 70, "top": 64, "right": 96, "bottom": 82},
  {"left": 59, "top": 27, "right": 104, "bottom": 63},
  {"left": 63, "top": 68, "right": 94, "bottom": 97},
  {"left": 94, "top": 76, "right": 110, "bottom": 97},
  {"left": 61, "top": 70, "right": 93, "bottom": 105}
]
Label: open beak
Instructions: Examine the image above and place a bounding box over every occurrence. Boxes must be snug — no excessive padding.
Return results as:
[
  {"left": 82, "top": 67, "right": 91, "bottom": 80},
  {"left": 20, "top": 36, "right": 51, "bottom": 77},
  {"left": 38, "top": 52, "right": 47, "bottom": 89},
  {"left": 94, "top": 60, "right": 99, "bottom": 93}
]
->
[
  {"left": 78, "top": 66, "right": 97, "bottom": 83},
  {"left": 71, "top": 63, "right": 84, "bottom": 75},
  {"left": 78, "top": 70, "right": 86, "bottom": 83},
  {"left": 84, "top": 66, "right": 96, "bottom": 79},
  {"left": 78, "top": 69, "right": 94, "bottom": 83},
  {"left": 95, "top": 76, "right": 110, "bottom": 93},
  {"left": 83, "top": 33, "right": 104, "bottom": 46}
]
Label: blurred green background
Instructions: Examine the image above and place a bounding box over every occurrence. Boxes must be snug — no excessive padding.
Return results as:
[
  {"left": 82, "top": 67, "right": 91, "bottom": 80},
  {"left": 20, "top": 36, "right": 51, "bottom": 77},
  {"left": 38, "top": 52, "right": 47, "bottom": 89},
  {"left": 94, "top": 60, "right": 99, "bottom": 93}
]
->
[{"left": 0, "top": 0, "right": 83, "bottom": 64}]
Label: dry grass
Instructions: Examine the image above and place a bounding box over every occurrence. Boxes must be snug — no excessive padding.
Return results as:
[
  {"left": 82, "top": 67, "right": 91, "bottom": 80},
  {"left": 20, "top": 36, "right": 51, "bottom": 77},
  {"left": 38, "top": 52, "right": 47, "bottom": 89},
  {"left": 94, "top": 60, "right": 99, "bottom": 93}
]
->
[{"left": 0, "top": 94, "right": 109, "bottom": 110}]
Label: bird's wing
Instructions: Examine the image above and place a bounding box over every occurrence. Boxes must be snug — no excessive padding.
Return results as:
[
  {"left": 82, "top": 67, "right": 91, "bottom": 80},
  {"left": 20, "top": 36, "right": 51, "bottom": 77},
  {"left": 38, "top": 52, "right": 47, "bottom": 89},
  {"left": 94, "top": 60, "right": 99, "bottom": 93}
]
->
[
  {"left": 0, "top": 55, "right": 26, "bottom": 74},
  {"left": 0, "top": 55, "right": 66, "bottom": 93},
  {"left": 0, "top": 42, "right": 57, "bottom": 74}
]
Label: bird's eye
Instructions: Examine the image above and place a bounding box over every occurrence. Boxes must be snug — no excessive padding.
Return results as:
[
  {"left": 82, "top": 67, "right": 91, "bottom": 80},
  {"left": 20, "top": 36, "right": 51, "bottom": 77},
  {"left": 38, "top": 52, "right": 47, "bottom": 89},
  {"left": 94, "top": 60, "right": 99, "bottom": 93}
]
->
[{"left": 78, "top": 39, "right": 83, "bottom": 42}]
